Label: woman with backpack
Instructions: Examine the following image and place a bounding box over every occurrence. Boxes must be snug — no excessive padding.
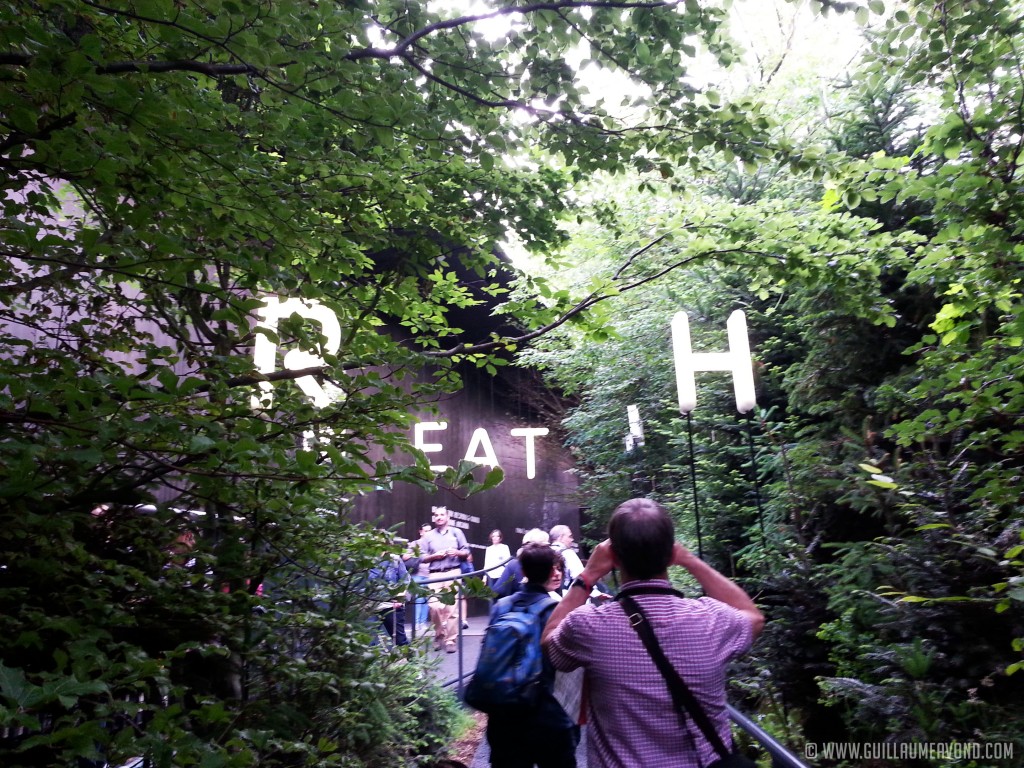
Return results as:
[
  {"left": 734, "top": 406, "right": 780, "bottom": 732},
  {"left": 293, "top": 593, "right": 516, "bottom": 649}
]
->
[{"left": 471, "top": 543, "right": 578, "bottom": 768}]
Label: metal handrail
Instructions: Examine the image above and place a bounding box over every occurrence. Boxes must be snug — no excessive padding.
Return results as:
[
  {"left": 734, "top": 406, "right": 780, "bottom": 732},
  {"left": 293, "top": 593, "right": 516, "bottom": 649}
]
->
[
  {"left": 728, "top": 705, "right": 810, "bottom": 768},
  {"left": 418, "top": 555, "right": 515, "bottom": 586},
  {"left": 415, "top": 556, "right": 514, "bottom": 695}
]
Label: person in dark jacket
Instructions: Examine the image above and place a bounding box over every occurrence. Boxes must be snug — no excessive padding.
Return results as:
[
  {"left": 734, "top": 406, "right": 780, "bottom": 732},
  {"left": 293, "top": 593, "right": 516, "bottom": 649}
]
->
[
  {"left": 485, "top": 542, "right": 577, "bottom": 768},
  {"left": 369, "top": 553, "right": 409, "bottom": 647}
]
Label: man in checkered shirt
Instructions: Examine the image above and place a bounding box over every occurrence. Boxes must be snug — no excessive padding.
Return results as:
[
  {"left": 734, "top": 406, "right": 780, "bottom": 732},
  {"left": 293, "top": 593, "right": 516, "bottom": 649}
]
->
[{"left": 542, "top": 498, "right": 765, "bottom": 768}]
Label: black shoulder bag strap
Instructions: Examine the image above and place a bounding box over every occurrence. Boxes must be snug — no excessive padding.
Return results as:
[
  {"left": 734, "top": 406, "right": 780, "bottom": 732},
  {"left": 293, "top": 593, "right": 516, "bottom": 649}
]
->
[{"left": 617, "top": 591, "right": 732, "bottom": 763}]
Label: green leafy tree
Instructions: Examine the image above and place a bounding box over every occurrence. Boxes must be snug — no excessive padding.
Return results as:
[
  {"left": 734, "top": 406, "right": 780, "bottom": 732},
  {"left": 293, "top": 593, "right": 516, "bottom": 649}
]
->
[
  {"left": 524, "top": 2, "right": 1024, "bottom": 760},
  {"left": 0, "top": 0, "right": 815, "bottom": 764}
]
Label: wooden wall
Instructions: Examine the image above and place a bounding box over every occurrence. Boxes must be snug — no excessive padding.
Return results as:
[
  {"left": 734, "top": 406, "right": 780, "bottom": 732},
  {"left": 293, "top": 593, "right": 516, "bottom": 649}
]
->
[{"left": 352, "top": 364, "right": 581, "bottom": 553}]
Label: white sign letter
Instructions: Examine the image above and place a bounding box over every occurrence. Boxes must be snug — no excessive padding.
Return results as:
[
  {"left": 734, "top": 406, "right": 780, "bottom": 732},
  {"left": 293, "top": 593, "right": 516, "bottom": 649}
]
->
[
  {"left": 414, "top": 421, "right": 449, "bottom": 472},
  {"left": 252, "top": 296, "right": 344, "bottom": 409},
  {"left": 625, "top": 404, "right": 645, "bottom": 451},
  {"left": 464, "top": 428, "right": 500, "bottom": 468},
  {"left": 510, "top": 427, "right": 549, "bottom": 480},
  {"left": 671, "top": 310, "right": 756, "bottom": 414}
]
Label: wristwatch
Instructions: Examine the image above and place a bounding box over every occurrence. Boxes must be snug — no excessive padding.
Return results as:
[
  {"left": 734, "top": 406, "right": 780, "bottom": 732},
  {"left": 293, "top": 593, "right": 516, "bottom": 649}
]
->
[{"left": 571, "top": 576, "right": 591, "bottom": 593}]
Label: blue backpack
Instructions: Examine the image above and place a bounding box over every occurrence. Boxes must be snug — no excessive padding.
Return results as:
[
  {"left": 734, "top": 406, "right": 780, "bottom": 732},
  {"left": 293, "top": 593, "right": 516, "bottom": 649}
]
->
[{"left": 463, "top": 595, "right": 556, "bottom": 712}]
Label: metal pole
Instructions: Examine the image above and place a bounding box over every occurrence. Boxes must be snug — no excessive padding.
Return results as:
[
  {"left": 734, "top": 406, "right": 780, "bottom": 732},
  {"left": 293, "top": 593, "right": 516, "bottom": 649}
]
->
[
  {"left": 686, "top": 411, "right": 704, "bottom": 560},
  {"left": 744, "top": 412, "right": 767, "bottom": 546},
  {"left": 456, "top": 579, "right": 464, "bottom": 698}
]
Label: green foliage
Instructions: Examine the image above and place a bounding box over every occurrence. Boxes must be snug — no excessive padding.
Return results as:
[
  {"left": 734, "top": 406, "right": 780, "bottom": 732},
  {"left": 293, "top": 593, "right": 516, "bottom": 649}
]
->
[
  {"left": 0, "top": 0, "right": 799, "bottom": 762},
  {"left": 524, "top": 1, "right": 1024, "bottom": 762},
  {"left": 6, "top": 0, "right": 1024, "bottom": 762}
]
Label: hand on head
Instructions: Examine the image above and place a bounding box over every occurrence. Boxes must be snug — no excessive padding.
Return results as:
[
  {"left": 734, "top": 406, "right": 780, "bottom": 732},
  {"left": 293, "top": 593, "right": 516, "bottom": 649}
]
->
[{"left": 582, "top": 539, "right": 615, "bottom": 582}]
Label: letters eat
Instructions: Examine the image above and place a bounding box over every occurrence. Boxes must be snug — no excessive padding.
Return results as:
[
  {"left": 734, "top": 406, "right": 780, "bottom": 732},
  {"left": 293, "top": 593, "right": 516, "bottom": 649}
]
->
[{"left": 253, "top": 296, "right": 551, "bottom": 480}]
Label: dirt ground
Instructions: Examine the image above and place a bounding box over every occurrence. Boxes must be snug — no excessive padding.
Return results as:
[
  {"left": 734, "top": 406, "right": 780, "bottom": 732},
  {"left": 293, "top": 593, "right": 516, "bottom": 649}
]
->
[{"left": 447, "top": 710, "right": 486, "bottom": 765}]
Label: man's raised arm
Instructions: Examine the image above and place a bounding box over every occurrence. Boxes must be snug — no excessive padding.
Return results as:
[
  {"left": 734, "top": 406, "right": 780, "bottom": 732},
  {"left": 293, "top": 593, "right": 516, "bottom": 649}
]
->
[
  {"left": 673, "top": 543, "right": 765, "bottom": 638},
  {"left": 541, "top": 540, "right": 615, "bottom": 647}
]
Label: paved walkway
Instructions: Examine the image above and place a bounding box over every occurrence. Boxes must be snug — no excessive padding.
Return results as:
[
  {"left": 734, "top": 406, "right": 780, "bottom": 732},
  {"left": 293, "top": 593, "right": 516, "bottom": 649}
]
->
[{"left": 414, "top": 611, "right": 489, "bottom": 687}]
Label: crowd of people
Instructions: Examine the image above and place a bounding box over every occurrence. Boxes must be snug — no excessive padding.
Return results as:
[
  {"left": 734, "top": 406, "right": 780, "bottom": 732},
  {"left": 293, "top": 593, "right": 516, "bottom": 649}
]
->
[
  {"left": 88, "top": 498, "right": 761, "bottom": 767},
  {"left": 372, "top": 498, "right": 764, "bottom": 768}
]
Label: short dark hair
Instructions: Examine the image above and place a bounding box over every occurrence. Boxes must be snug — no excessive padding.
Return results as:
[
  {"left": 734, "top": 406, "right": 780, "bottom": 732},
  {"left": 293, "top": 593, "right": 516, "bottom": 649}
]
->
[
  {"left": 519, "top": 542, "right": 562, "bottom": 585},
  {"left": 609, "top": 498, "right": 674, "bottom": 579}
]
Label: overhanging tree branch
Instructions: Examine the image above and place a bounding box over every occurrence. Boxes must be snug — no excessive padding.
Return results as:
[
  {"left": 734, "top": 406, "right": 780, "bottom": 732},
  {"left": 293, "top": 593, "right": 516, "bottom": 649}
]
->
[{"left": 344, "top": 0, "right": 677, "bottom": 61}]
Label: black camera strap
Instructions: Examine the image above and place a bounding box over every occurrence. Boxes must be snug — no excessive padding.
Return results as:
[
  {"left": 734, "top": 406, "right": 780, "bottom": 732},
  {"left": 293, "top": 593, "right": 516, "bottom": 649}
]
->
[{"left": 616, "top": 591, "right": 731, "bottom": 762}]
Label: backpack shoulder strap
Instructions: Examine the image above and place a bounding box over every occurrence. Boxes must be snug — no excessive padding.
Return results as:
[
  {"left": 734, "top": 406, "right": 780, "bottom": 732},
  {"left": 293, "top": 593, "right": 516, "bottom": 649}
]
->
[
  {"left": 526, "top": 596, "right": 557, "bottom": 632},
  {"left": 508, "top": 594, "right": 556, "bottom": 619},
  {"left": 531, "top": 596, "right": 557, "bottom": 615}
]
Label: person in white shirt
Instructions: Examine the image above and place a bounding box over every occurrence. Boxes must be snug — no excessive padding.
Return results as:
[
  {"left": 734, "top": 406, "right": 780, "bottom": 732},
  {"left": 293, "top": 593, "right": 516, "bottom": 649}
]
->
[
  {"left": 549, "top": 524, "right": 584, "bottom": 587},
  {"left": 482, "top": 529, "right": 512, "bottom": 589}
]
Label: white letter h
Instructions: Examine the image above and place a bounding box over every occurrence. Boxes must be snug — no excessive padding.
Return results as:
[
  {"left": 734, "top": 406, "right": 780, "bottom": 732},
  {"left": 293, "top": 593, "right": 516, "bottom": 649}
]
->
[{"left": 671, "top": 310, "right": 756, "bottom": 414}]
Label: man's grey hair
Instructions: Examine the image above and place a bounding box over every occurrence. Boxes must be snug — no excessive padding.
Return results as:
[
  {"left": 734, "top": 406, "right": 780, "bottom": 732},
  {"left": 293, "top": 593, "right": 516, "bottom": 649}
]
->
[{"left": 549, "top": 524, "right": 570, "bottom": 543}]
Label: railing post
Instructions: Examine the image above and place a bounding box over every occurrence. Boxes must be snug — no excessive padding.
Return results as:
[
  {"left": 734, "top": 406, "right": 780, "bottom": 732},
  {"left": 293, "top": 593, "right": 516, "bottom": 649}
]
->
[{"left": 456, "top": 578, "right": 465, "bottom": 698}]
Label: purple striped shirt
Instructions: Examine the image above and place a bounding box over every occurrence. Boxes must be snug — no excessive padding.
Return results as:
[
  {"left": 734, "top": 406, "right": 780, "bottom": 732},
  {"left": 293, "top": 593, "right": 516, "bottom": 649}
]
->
[{"left": 546, "top": 579, "right": 753, "bottom": 768}]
